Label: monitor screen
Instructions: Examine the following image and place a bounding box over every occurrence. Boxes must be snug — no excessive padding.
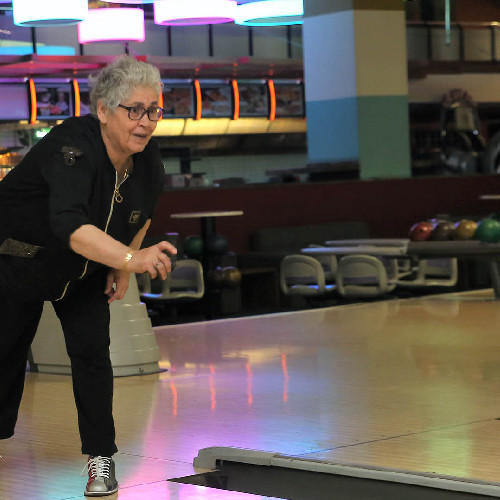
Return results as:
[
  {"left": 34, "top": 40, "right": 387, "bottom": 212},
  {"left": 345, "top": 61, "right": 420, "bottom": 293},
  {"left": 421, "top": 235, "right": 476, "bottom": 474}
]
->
[
  {"left": 238, "top": 82, "right": 268, "bottom": 117},
  {"left": 274, "top": 83, "right": 305, "bottom": 118},
  {"left": 200, "top": 83, "right": 232, "bottom": 118},
  {"left": 36, "top": 83, "right": 73, "bottom": 121},
  {"left": 0, "top": 84, "right": 30, "bottom": 121},
  {"left": 162, "top": 84, "right": 194, "bottom": 118}
]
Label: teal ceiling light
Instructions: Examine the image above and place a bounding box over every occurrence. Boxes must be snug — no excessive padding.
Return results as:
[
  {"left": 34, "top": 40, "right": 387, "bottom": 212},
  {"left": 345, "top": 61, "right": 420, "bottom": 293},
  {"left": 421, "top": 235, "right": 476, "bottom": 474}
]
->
[{"left": 234, "top": 0, "right": 303, "bottom": 27}]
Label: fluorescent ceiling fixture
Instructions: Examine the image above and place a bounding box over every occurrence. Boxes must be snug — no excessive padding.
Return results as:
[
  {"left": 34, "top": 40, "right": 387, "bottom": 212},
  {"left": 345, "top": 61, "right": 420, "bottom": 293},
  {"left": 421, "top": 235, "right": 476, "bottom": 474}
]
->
[
  {"left": 78, "top": 8, "right": 145, "bottom": 44},
  {"left": 234, "top": 0, "right": 303, "bottom": 26},
  {"left": 12, "top": 0, "right": 88, "bottom": 27},
  {"left": 154, "top": 0, "right": 237, "bottom": 26}
]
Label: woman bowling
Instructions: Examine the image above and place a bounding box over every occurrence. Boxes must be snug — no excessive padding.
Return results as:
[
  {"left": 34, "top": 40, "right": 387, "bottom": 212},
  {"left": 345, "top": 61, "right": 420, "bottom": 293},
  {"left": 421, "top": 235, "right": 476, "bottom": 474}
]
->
[{"left": 0, "top": 55, "right": 176, "bottom": 497}]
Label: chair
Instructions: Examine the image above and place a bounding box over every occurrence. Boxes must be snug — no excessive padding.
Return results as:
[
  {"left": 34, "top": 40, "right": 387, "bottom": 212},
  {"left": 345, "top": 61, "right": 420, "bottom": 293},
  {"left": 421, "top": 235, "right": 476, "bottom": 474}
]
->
[
  {"left": 336, "top": 254, "right": 397, "bottom": 299},
  {"left": 280, "top": 254, "right": 336, "bottom": 297},
  {"left": 396, "top": 258, "right": 458, "bottom": 288},
  {"left": 306, "top": 245, "right": 337, "bottom": 283},
  {"left": 138, "top": 259, "right": 205, "bottom": 321}
]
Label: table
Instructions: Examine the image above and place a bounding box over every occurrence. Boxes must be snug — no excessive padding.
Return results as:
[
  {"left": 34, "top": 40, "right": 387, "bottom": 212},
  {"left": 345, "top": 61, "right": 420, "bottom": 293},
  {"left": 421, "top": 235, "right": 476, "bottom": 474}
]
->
[
  {"left": 479, "top": 195, "right": 500, "bottom": 200},
  {"left": 324, "top": 238, "right": 409, "bottom": 247},
  {"left": 303, "top": 239, "right": 500, "bottom": 298},
  {"left": 171, "top": 210, "right": 243, "bottom": 272},
  {"left": 171, "top": 211, "right": 244, "bottom": 317},
  {"left": 302, "top": 245, "right": 408, "bottom": 257}
]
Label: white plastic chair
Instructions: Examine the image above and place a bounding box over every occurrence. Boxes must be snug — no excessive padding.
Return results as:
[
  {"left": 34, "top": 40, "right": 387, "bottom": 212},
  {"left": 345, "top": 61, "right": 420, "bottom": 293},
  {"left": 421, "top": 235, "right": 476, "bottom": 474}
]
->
[
  {"left": 280, "top": 254, "right": 336, "bottom": 297},
  {"left": 138, "top": 259, "right": 205, "bottom": 319},
  {"left": 396, "top": 258, "right": 458, "bottom": 288},
  {"left": 306, "top": 245, "right": 337, "bottom": 283},
  {"left": 336, "top": 254, "right": 397, "bottom": 298}
]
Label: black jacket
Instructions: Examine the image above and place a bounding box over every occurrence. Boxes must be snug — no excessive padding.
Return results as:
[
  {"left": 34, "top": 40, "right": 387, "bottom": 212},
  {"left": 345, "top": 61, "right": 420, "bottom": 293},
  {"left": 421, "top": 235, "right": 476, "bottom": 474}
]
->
[{"left": 0, "top": 115, "right": 165, "bottom": 301}]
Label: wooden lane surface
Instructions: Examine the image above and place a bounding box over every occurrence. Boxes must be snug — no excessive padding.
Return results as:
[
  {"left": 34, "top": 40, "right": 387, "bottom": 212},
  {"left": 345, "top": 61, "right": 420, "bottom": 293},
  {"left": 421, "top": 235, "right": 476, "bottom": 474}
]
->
[{"left": 3, "top": 289, "right": 500, "bottom": 498}]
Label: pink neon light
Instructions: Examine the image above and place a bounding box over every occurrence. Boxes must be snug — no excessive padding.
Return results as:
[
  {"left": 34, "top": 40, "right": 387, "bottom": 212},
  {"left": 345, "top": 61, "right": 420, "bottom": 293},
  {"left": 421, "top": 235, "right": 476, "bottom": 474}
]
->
[
  {"left": 78, "top": 8, "right": 145, "bottom": 44},
  {"left": 154, "top": 0, "right": 237, "bottom": 26}
]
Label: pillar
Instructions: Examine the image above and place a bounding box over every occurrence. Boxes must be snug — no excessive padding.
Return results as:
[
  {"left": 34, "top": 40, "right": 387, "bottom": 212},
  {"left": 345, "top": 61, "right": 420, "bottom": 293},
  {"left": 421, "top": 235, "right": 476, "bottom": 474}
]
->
[{"left": 303, "top": 0, "right": 411, "bottom": 179}]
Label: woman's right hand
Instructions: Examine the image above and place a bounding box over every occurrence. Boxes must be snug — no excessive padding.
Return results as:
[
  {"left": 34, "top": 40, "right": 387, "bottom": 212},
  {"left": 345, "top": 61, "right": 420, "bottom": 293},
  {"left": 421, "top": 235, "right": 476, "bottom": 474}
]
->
[{"left": 128, "top": 241, "right": 177, "bottom": 279}]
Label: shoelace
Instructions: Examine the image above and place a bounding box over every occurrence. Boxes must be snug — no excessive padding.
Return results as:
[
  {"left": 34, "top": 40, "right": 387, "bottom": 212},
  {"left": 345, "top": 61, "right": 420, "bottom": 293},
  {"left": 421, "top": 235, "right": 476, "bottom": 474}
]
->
[{"left": 81, "top": 456, "right": 111, "bottom": 479}]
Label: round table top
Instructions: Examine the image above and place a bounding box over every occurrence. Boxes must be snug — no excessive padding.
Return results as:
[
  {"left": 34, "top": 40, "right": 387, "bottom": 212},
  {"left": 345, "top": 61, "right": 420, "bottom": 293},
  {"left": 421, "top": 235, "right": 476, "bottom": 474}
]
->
[
  {"left": 302, "top": 245, "right": 408, "bottom": 257},
  {"left": 170, "top": 210, "right": 243, "bottom": 219},
  {"left": 480, "top": 195, "right": 500, "bottom": 200}
]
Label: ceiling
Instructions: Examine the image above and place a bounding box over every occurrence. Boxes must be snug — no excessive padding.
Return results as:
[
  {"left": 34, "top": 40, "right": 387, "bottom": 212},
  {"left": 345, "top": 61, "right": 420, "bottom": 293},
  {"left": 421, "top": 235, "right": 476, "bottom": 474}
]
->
[{"left": 0, "top": 1, "right": 304, "bottom": 80}]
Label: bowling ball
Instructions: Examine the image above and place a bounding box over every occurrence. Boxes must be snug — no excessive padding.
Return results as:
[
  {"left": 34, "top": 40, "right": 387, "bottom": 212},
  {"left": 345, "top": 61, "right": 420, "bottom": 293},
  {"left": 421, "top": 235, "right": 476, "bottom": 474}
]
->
[
  {"left": 206, "top": 234, "right": 229, "bottom": 256},
  {"left": 222, "top": 266, "right": 242, "bottom": 287},
  {"left": 183, "top": 235, "right": 203, "bottom": 258},
  {"left": 409, "top": 221, "right": 433, "bottom": 241},
  {"left": 474, "top": 218, "right": 500, "bottom": 242},
  {"left": 454, "top": 219, "right": 477, "bottom": 240},
  {"left": 431, "top": 221, "right": 456, "bottom": 241},
  {"left": 208, "top": 266, "right": 226, "bottom": 288}
]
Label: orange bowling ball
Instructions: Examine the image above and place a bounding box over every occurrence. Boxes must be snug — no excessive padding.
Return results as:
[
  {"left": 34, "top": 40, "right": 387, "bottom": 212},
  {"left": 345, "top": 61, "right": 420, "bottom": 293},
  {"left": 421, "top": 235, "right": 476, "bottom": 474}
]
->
[{"left": 454, "top": 219, "right": 477, "bottom": 240}]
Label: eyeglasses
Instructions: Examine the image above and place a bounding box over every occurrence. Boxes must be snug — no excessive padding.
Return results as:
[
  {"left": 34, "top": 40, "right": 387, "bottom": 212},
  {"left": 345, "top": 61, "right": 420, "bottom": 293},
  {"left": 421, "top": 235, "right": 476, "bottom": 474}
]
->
[{"left": 117, "top": 104, "right": 164, "bottom": 121}]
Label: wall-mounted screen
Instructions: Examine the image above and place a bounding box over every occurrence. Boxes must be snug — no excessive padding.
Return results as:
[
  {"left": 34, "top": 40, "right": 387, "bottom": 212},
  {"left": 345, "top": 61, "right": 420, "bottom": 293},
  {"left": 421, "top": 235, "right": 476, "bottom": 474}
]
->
[
  {"left": 36, "top": 83, "right": 73, "bottom": 121},
  {"left": 274, "top": 83, "right": 304, "bottom": 118},
  {"left": 162, "top": 84, "right": 194, "bottom": 118},
  {"left": 238, "top": 82, "right": 268, "bottom": 117},
  {"left": 200, "top": 83, "right": 232, "bottom": 118},
  {"left": 0, "top": 84, "right": 30, "bottom": 121}
]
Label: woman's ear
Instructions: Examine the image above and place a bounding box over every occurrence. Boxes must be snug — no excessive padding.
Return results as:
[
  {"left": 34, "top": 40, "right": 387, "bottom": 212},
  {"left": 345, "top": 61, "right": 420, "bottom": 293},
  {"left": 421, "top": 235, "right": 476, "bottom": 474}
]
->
[{"left": 96, "top": 101, "right": 107, "bottom": 124}]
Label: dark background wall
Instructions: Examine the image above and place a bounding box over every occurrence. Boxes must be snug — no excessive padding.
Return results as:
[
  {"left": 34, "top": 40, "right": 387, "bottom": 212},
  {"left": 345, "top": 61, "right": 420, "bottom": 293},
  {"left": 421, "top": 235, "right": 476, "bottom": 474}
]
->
[{"left": 149, "top": 174, "right": 500, "bottom": 254}]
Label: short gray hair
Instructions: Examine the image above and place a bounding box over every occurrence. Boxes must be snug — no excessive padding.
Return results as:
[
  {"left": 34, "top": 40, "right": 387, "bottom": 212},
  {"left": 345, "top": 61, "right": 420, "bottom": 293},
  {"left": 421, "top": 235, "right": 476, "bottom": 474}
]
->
[{"left": 89, "top": 56, "right": 163, "bottom": 116}]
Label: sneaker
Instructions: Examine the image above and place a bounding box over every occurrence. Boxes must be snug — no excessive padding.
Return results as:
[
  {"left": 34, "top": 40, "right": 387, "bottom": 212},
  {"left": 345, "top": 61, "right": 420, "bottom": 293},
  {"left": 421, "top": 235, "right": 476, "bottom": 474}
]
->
[{"left": 81, "top": 455, "right": 118, "bottom": 497}]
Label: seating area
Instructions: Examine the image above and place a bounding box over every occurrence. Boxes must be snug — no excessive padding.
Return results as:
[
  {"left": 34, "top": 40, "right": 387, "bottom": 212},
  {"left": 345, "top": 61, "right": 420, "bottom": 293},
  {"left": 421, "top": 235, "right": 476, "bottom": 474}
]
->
[
  {"left": 138, "top": 219, "right": 476, "bottom": 325},
  {"left": 138, "top": 216, "right": 500, "bottom": 325},
  {"left": 277, "top": 252, "right": 459, "bottom": 306}
]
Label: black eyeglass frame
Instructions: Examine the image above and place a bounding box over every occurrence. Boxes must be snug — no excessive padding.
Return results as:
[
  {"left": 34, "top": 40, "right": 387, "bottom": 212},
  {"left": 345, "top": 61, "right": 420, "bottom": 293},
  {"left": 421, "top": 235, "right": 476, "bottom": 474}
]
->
[{"left": 117, "top": 104, "right": 164, "bottom": 121}]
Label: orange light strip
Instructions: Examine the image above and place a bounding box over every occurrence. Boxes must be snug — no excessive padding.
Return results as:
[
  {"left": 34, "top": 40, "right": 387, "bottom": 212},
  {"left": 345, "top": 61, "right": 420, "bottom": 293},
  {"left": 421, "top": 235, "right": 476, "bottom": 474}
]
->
[
  {"left": 232, "top": 79, "right": 240, "bottom": 120},
  {"left": 28, "top": 78, "right": 37, "bottom": 125},
  {"left": 158, "top": 84, "right": 164, "bottom": 120},
  {"left": 194, "top": 79, "right": 202, "bottom": 120},
  {"left": 268, "top": 79, "right": 276, "bottom": 121},
  {"left": 72, "top": 79, "right": 81, "bottom": 117}
]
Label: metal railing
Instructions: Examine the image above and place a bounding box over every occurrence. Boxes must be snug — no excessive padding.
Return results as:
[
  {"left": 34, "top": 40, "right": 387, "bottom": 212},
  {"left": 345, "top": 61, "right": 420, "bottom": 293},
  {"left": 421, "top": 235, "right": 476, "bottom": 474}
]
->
[{"left": 407, "top": 21, "right": 500, "bottom": 62}]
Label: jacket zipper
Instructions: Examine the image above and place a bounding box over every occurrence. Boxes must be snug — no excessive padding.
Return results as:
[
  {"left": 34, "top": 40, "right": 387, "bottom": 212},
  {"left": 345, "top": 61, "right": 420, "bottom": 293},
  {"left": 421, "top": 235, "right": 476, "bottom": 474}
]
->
[{"left": 54, "top": 170, "right": 128, "bottom": 301}]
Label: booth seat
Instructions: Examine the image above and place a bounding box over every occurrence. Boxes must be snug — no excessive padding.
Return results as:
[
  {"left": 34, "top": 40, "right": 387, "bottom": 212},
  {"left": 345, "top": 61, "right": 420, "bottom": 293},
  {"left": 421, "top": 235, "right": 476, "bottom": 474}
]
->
[{"left": 237, "top": 221, "right": 370, "bottom": 270}]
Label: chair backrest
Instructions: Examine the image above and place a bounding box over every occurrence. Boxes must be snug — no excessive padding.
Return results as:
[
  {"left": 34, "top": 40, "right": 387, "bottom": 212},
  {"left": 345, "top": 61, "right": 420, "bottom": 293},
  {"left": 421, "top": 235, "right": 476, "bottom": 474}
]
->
[
  {"left": 336, "top": 254, "right": 395, "bottom": 298},
  {"left": 415, "top": 258, "right": 458, "bottom": 286},
  {"left": 307, "top": 245, "right": 337, "bottom": 282},
  {"left": 396, "top": 257, "right": 458, "bottom": 288},
  {"left": 163, "top": 259, "right": 205, "bottom": 299},
  {"left": 280, "top": 254, "right": 328, "bottom": 296},
  {"left": 138, "top": 259, "right": 205, "bottom": 300}
]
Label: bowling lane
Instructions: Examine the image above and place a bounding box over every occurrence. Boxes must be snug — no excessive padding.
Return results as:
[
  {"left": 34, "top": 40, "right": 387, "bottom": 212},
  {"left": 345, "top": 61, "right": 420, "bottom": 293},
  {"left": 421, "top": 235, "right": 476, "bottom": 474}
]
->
[{"left": 5, "top": 288, "right": 500, "bottom": 498}]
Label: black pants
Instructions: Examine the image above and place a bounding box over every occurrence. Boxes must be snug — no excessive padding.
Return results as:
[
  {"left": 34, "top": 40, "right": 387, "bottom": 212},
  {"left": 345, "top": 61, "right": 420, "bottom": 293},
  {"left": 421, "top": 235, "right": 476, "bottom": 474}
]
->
[{"left": 0, "top": 269, "right": 117, "bottom": 456}]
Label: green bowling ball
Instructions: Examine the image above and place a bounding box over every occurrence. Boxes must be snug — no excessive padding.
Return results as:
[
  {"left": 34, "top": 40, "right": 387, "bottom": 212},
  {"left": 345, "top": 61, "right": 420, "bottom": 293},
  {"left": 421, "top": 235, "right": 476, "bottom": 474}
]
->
[
  {"left": 474, "top": 218, "right": 500, "bottom": 243},
  {"left": 183, "top": 235, "right": 203, "bottom": 258}
]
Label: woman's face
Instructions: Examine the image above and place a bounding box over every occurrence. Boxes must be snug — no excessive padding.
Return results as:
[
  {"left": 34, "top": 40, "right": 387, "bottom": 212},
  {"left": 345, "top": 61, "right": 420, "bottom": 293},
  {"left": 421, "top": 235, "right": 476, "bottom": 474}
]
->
[{"left": 98, "top": 85, "right": 159, "bottom": 159}]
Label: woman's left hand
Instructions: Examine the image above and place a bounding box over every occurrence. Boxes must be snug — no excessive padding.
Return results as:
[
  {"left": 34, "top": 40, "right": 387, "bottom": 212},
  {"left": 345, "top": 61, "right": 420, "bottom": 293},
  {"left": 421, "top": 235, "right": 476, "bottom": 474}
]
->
[{"left": 105, "top": 268, "right": 130, "bottom": 304}]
